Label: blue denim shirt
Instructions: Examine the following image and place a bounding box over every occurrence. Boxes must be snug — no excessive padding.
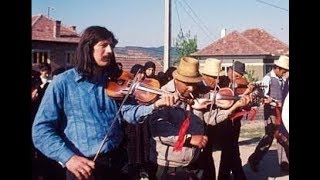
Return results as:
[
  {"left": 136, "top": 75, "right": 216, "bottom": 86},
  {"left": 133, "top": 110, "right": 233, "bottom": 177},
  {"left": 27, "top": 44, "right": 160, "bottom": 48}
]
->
[{"left": 32, "top": 68, "right": 154, "bottom": 165}]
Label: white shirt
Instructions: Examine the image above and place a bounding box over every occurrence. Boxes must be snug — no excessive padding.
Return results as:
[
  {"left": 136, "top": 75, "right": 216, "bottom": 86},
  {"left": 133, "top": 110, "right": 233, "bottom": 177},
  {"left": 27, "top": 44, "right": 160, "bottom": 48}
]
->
[{"left": 282, "top": 92, "right": 289, "bottom": 133}]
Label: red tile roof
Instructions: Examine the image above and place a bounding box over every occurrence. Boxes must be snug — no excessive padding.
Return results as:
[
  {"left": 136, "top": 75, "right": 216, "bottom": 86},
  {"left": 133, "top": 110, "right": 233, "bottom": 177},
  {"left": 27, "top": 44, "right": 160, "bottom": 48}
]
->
[
  {"left": 241, "top": 29, "right": 289, "bottom": 56},
  {"left": 193, "top": 28, "right": 288, "bottom": 56},
  {"left": 115, "top": 54, "right": 163, "bottom": 74},
  {"left": 32, "top": 14, "right": 80, "bottom": 43}
]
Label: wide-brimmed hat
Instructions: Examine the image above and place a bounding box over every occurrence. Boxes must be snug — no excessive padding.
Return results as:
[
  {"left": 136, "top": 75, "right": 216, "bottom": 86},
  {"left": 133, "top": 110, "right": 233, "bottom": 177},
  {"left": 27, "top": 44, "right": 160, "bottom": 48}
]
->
[
  {"left": 274, "top": 55, "right": 289, "bottom": 70},
  {"left": 200, "top": 58, "right": 224, "bottom": 77},
  {"left": 172, "top": 57, "right": 202, "bottom": 83},
  {"left": 230, "top": 61, "right": 246, "bottom": 76}
]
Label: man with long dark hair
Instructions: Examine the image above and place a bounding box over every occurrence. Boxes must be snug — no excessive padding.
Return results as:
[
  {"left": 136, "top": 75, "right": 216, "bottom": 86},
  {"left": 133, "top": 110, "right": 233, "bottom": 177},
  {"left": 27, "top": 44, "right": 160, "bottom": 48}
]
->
[{"left": 32, "top": 26, "right": 177, "bottom": 180}]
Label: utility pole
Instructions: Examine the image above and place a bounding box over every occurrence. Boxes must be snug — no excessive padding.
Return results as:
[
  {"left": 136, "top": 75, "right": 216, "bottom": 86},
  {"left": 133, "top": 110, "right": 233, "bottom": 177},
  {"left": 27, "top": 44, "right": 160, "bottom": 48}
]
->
[{"left": 163, "top": 0, "right": 171, "bottom": 72}]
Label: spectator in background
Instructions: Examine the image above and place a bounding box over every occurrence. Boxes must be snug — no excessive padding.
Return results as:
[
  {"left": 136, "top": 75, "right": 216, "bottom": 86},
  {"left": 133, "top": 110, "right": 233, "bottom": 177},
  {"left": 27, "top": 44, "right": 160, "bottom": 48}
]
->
[
  {"left": 32, "top": 62, "right": 52, "bottom": 115},
  {"left": 165, "top": 67, "right": 176, "bottom": 78},
  {"left": 144, "top": 61, "right": 156, "bottom": 79},
  {"left": 154, "top": 66, "right": 177, "bottom": 88},
  {"left": 164, "top": 66, "right": 176, "bottom": 85},
  {"left": 156, "top": 71, "right": 166, "bottom": 87},
  {"left": 117, "top": 62, "right": 123, "bottom": 71},
  {"left": 130, "top": 64, "right": 145, "bottom": 81},
  {"left": 31, "top": 70, "right": 41, "bottom": 102},
  {"left": 39, "top": 62, "right": 52, "bottom": 88},
  {"left": 32, "top": 62, "right": 52, "bottom": 108},
  {"left": 32, "top": 63, "right": 66, "bottom": 180}
]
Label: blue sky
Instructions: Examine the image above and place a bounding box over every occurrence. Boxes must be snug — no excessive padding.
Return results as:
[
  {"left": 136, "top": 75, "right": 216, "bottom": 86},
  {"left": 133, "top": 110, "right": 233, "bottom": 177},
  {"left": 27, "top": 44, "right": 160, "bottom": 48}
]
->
[{"left": 32, "top": 0, "right": 288, "bottom": 49}]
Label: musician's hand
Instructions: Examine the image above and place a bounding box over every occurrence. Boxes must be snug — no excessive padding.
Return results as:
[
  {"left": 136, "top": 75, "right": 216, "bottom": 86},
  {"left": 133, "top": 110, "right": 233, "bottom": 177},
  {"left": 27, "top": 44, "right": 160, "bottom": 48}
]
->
[
  {"left": 189, "top": 135, "right": 208, "bottom": 148},
  {"left": 263, "top": 97, "right": 282, "bottom": 107},
  {"left": 275, "top": 102, "right": 282, "bottom": 108},
  {"left": 243, "top": 83, "right": 255, "bottom": 95},
  {"left": 226, "top": 95, "right": 252, "bottom": 114},
  {"left": 235, "top": 95, "right": 252, "bottom": 108},
  {"left": 191, "top": 98, "right": 212, "bottom": 110},
  {"left": 32, "top": 89, "right": 38, "bottom": 101},
  {"left": 263, "top": 97, "right": 273, "bottom": 104},
  {"left": 154, "top": 93, "right": 179, "bottom": 108},
  {"left": 65, "top": 155, "right": 95, "bottom": 180}
]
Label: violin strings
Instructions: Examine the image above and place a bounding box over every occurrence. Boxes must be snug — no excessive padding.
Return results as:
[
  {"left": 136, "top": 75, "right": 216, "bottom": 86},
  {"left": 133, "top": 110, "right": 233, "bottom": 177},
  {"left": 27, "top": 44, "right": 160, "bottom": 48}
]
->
[
  {"left": 189, "top": 93, "right": 199, "bottom": 104},
  {"left": 93, "top": 74, "right": 141, "bottom": 162}
]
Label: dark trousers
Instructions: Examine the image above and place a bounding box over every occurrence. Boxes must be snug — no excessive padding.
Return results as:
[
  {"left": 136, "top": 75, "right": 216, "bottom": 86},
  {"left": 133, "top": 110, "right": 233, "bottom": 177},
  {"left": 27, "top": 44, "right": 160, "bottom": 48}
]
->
[
  {"left": 189, "top": 145, "right": 216, "bottom": 180},
  {"left": 149, "top": 164, "right": 199, "bottom": 180},
  {"left": 32, "top": 148, "right": 66, "bottom": 180},
  {"left": 249, "top": 104, "right": 289, "bottom": 167},
  {"left": 248, "top": 118, "right": 277, "bottom": 166},
  {"left": 148, "top": 149, "right": 215, "bottom": 180},
  {"left": 66, "top": 148, "right": 129, "bottom": 180},
  {"left": 278, "top": 122, "right": 289, "bottom": 160},
  {"left": 218, "top": 119, "right": 246, "bottom": 180},
  {"left": 124, "top": 122, "right": 151, "bottom": 179}
]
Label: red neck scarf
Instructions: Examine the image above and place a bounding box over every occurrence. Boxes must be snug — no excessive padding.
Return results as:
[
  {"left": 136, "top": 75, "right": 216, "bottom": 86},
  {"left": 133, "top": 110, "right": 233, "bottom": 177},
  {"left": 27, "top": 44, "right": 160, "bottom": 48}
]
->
[{"left": 173, "top": 110, "right": 191, "bottom": 152}]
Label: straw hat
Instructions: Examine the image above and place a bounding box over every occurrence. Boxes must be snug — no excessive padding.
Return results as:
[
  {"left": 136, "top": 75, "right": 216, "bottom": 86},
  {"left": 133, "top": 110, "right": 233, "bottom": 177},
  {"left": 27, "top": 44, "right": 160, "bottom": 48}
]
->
[
  {"left": 200, "top": 58, "right": 224, "bottom": 77},
  {"left": 274, "top": 55, "right": 289, "bottom": 70},
  {"left": 172, "top": 57, "right": 202, "bottom": 83}
]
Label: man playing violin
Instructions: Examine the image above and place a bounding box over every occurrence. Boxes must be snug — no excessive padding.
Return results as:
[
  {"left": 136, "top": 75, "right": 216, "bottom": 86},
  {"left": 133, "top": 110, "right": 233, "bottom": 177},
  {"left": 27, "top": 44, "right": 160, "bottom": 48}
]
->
[
  {"left": 146, "top": 57, "right": 251, "bottom": 180},
  {"left": 210, "top": 60, "right": 251, "bottom": 180},
  {"left": 248, "top": 55, "right": 289, "bottom": 173},
  {"left": 193, "top": 58, "right": 252, "bottom": 180},
  {"left": 32, "top": 26, "right": 178, "bottom": 180},
  {"left": 145, "top": 57, "right": 210, "bottom": 180}
]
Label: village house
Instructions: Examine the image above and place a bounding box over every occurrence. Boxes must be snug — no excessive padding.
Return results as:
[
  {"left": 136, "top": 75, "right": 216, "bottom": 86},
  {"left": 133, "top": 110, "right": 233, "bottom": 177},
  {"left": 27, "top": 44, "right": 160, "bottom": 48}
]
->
[
  {"left": 32, "top": 14, "right": 162, "bottom": 75},
  {"left": 32, "top": 14, "right": 80, "bottom": 73},
  {"left": 192, "top": 28, "right": 289, "bottom": 80}
]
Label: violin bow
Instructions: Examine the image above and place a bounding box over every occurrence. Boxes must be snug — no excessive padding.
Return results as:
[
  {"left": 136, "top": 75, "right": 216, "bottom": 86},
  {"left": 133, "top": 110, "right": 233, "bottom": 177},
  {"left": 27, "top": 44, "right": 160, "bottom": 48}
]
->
[
  {"left": 231, "top": 59, "right": 235, "bottom": 92},
  {"left": 93, "top": 71, "right": 141, "bottom": 162},
  {"left": 208, "top": 62, "right": 222, "bottom": 117}
]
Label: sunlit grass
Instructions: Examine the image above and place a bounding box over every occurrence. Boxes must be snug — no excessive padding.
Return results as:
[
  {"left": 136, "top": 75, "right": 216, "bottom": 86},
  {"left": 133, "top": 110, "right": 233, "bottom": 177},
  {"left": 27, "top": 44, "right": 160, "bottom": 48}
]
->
[{"left": 240, "top": 126, "right": 264, "bottom": 139}]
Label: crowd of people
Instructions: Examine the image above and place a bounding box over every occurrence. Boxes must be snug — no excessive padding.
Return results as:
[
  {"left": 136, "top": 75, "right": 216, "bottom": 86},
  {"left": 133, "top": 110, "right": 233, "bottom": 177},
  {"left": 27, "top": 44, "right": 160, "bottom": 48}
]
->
[{"left": 31, "top": 25, "right": 289, "bottom": 180}]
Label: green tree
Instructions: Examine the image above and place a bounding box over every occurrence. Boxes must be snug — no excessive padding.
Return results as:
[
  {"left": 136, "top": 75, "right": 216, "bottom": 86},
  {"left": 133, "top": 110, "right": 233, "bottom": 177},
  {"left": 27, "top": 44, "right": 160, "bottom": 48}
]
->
[
  {"left": 173, "top": 29, "right": 198, "bottom": 66},
  {"left": 245, "top": 69, "right": 259, "bottom": 82}
]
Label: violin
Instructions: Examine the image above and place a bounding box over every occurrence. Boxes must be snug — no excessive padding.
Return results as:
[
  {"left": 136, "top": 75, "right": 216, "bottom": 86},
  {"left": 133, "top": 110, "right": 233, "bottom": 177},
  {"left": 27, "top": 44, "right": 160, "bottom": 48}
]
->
[
  {"left": 232, "top": 77, "right": 249, "bottom": 95},
  {"left": 214, "top": 87, "right": 240, "bottom": 108},
  {"left": 106, "top": 70, "right": 197, "bottom": 105},
  {"left": 106, "top": 71, "right": 162, "bottom": 104},
  {"left": 192, "top": 87, "right": 242, "bottom": 109},
  {"left": 218, "top": 76, "right": 250, "bottom": 95},
  {"left": 192, "top": 84, "right": 268, "bottom": 110},
  {"left": 95, "top": 71, "right": 163, "bottom": 162}
]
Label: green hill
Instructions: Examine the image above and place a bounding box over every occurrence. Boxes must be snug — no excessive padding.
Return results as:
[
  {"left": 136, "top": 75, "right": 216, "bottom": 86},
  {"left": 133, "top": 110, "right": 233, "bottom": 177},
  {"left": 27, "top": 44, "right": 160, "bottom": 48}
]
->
[{"left": 115, "top": 46, "right": 179, "bottom": 60}]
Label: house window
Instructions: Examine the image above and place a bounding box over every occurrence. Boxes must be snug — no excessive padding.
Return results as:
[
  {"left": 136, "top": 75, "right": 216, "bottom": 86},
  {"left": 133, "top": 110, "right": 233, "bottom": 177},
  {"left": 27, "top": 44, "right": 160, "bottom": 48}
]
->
[
  {"left": 65, "top": 51, "right": 75, "bottom": 65},
  {"left": 221, "top": 66, "right": 228, "bottom": 75},
  {"left": 32, "top": 50, "right": 50, "bottom": 64}
]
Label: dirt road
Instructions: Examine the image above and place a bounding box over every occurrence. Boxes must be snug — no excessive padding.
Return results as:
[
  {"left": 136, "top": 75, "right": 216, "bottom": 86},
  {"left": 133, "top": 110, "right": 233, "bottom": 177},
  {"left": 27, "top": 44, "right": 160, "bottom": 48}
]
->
[{"left": 212, "top": 120, "right": 289, "bottom": 180}]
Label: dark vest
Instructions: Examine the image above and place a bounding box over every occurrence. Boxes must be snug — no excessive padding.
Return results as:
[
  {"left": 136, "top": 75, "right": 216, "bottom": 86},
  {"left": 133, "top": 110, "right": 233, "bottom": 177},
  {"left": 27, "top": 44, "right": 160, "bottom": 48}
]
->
[{"left": 266, "top": 72, "right": 284, "bottom": 101}]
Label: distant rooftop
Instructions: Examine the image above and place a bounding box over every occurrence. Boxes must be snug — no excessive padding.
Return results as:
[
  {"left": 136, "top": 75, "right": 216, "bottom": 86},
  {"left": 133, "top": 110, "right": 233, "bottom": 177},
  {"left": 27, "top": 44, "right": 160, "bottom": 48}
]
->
[
  {"left": 32, "top": 14, "right": 80, "bottom": 43},
  {"left": 193, "top": 28, "right": 289, "bottom": 56}
]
